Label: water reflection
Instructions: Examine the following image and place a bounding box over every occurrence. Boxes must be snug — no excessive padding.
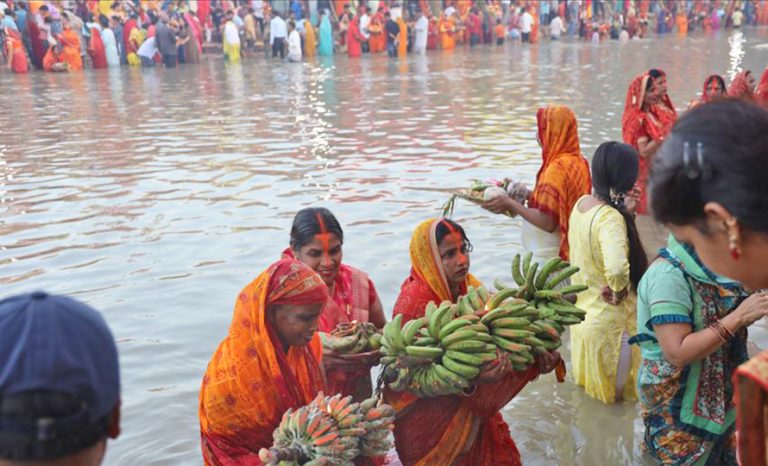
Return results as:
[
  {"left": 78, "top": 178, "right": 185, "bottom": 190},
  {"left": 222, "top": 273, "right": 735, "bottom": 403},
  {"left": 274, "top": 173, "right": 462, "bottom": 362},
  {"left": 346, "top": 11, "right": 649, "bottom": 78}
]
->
[{"left": 1, "top": 31, "right": 767, "bottom": 465}]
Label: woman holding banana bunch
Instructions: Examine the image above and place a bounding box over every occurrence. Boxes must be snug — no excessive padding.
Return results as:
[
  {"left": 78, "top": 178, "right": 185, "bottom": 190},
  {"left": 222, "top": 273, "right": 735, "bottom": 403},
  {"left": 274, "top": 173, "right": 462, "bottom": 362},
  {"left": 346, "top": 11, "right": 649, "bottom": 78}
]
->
[
  {"left": 284, "top": 208, "right": 387, "bottom": 402},
  {"left": 483, "top": 105, "right": 592, "bottom": 263},
  {"left": 386, "top": 218, "right": 560, "bottom": 466}
]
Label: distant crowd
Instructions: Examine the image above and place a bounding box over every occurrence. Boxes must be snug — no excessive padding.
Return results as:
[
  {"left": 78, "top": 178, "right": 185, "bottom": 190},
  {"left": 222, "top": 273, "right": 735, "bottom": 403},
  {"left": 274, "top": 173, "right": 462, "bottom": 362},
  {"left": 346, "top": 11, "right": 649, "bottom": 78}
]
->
[{"left": 2, "top": 0, "right": 767, "bottom": 73}]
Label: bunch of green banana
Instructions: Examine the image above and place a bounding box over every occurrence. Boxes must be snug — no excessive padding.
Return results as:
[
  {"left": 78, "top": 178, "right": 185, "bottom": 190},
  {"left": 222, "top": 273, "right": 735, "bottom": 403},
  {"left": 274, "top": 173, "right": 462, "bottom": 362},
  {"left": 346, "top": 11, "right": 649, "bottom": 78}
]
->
[
  {"left": 260, "top": 393, "right": 395, "bottom": 466},
  {"left": 321, "top": 321, "right": 383, "bottom": 355}
]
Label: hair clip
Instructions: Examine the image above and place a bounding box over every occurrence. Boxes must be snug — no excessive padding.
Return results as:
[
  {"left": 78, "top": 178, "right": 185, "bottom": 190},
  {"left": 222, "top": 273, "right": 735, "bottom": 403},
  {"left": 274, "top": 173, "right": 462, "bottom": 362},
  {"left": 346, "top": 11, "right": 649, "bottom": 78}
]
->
[
  {"left": 609, "top": 188, "right": 626, "bottom": 206},
  {"left": 683, "top": 141, "right": 699, "bottom": 180}
]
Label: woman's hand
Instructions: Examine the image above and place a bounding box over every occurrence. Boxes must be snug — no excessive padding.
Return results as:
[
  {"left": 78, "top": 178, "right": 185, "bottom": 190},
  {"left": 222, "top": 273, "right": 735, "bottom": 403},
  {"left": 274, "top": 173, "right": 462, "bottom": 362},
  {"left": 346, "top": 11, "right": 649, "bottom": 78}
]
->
[
  {"left": 601, "top": 286, "right": 628, "bottom": 305},
  {"left": 322, "top": 349, "right": 381, "bottom": 371},
  {"left": 535, "top": 350, "right": 561, "bottom": 374},
  {"left": 475, "top": 349, "right": 512, "bottom": 384},
  {"left": 482, "top": 196, "right": 513, "bottom": 215},
  {"left": 732, "top": 291, "right": 768, "bottom": 328}
]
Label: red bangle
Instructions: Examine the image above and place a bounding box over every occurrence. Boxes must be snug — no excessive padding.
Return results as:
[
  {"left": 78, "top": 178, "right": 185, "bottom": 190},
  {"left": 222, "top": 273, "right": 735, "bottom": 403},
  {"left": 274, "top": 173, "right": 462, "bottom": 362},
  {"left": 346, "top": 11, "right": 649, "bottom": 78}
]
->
[{"left": 708, "top": 321, "right": 732, "bottom": 343}]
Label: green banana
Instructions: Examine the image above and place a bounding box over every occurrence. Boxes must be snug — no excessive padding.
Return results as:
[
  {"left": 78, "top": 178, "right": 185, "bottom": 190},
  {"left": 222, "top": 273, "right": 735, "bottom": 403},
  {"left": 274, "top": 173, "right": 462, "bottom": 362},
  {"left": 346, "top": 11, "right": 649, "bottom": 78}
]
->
[
  {"left": 445, "top": 349, "right": 485, "bottom": 367},
  {"left": 424, "top": 301, "right": 438, "bottom": 322},
  {"left": 492, "top": 328, "right": 534, "bottom": 339},
  {"left": 535, "top": 257, "right": 563, "bottom": 290},
  {"left": 485, "top": 288, "right": 520, "bottom": 312},
  {"left": 494, "top": 279, "right": 509, "bottom": 291},
  {"left": 474, "top": 332, "right": 493, "bottom": 343},
  {"left": 492, "top": 336, "right": 531, "bottom": 353},
  {"left": 405, "top": 345, "right": 444, "bottom": 359},
  {"left": 490, "top": 317, "right": 531, "bottom": 329},
  {"left": 522, "top": 252, "right": 533, "bottom": 277},
  {"left": 541, "top": 339, "right": 562, "bottom": 350},
  {"left": 414, "top": 336, "right": 438, "bottom": 346},
  {"left": 402, "top": 318, "right": 427, "bottom": 346},
  {"left": 467, "top": 287, "right": 482, "bottom": 310},
  {"left": 544, "top": 266, "right": 580, "bottom": 289},
  {"left": 445, "top": 340, "right": 487, "bottom": 353},
  {"left": 534, "top": 290, "right": 563, "bottom": 300},
  {"left": 428, "top": 303, "right": 452, "bottom": 340},
  {"left": 523, "top": 336, "right": 546, "bottom": 348},
  {"left": 432, "top": 363, "right": 471, "bottom": 389},
  {"left": 456, "top": 296, "right": 473, "bottom": 316},
  {"left": 512, "top": 254, "right": 525, "bottom": 286},
  {"left": 559, "top": 284, "right": 589, "bottom": 295},
  {"left": 439, "top": 318, "right": 472, "bottom": 340},
  {"left": 383, "top": 314, "right": 405, "bottom": 352},
  {"left": 525, "top": 262, "right": 539, "bottom": 300},
  {"left": 477, "top": 286, "right": 491, "bottom": 305},
  {"left": 440, "top": 330, "right": 479, "bottom": 347},
  {"left": 442, "top": 356, "right": 481, "bottom": 379},
  {"left": 507, "top": 352, "right": 532, "bottom": 365},
  {"left": 533, "top": 320, "right": 560, "bottom": 339}
]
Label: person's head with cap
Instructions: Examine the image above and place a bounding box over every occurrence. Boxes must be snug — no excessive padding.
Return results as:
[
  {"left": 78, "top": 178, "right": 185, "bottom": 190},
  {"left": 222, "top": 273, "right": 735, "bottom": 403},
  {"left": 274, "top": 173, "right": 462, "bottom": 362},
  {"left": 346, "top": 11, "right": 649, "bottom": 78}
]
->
[{"left": 0, "top": 292, "right": 120, "bottom": 466}]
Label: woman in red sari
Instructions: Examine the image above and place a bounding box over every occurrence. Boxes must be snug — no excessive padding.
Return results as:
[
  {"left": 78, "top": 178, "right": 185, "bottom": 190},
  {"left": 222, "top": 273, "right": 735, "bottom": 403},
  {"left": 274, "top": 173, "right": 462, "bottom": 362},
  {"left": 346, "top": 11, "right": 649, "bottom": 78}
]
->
[
  {"left": 4, "top": 27, "right": 29, "bottom": 74},
  {"left": 484, "top": 105, "right": 592, "bottom": 262},
  {"left": 426, "top": 15, "right": 439, "bottom": 50},
  {"left": 621, "top": 69, "right": 677, "bottom": 216},
  {"left": 728, "top": 70, "right": 757, "bottom": 100},
  {"left": 199, "top": 260, "right": 329, "bottom": 465},
  {"left": 347, "top": 13, "right": 365, "bottom": 58},
  {"left": 688, "top": 74, "right": 726, "bottom": 109},
  {"left": 26, "top": 14, "right": 45, "bottom": 69},
  {"left": 88, "top": 22, "right": 107, "bottom": 69},
  {"left": 283, "top": 207, "right": 386, "bottom": 402},
  {"left": 756, "top": 68, "right": 768, "bottom": 106},
  {"left": 386, "top": 218, "right": 561, "bottom": 466}
]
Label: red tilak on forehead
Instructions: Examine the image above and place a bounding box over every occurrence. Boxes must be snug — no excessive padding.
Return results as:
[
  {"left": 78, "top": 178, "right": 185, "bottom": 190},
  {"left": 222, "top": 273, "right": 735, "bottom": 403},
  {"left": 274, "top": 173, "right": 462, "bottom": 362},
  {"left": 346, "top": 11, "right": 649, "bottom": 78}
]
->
[
  {"left": 315, "top": 213, "right": 331, "bottom": 255},
  {"left": 442, "top": 220, "right": 465, "bottom": 261}
]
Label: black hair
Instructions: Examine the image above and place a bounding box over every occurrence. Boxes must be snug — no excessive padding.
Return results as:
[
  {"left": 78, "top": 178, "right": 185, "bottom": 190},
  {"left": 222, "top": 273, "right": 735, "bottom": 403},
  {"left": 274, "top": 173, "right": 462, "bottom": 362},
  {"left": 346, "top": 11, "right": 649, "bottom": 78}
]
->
[
  {"left": 648, "top": 68, "right": 663, "bottom": 80},
  {"left": 0, "top": 391, "right": 111, "bottom": 461},
  {"left": 592, "top": 142, "right": 648, "bottom": 290},
  {"left": 39, "top": 5, "right": 48, "bottom": 12},
  {"left": 435, "top": 218, "right": 472, "bottom": 250},
  {"left": 4, "top": 9, "right": 12, "bottom": 16},
  {"left": 705, "top": 75, "right": 726, "bottom": 91},
  {"left": 99, "top": 14, "right": 109, "bottom": 28},
  {"left": 288, "top": 20, "right": 296, "bottom": 29},
  {"left": 385, "top": 11, "right": 390, "bottom": 17},
  {"left": 289, "top": 208, "right": 344, "bottom": 250},
  {"left": 650, "top": 99, "right": 768, "bottom": 233}
]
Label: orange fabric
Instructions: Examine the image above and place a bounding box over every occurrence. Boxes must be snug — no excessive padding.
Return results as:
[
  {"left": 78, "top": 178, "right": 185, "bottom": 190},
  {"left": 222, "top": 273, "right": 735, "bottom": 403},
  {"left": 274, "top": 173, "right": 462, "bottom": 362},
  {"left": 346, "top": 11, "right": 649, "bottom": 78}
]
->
[
  {"left": 756, "top": 68, "right": 768, "bottom": 106},
  {"left": 676, "top": 13, "right": 688, "bottom": 34},
  {"left": 369, "top": 12, "right": 386, "bottom": 53},
  {"left": 495, "top": 24, "right": 505, "bottom": 38},
  {"left": 199, "top": 260, "right": 329, "bottom": 466},
  {"left": 386, "top": 218, "right": 537, "bottom": 466},
  {"left": 439, "top": 16, "right": 455, "bottom": 50},
  {"left": 621, "top": 73, "right": 677, "bottom": 214},
  {"left": 5, "top": 28, "right": 28, "bottom": 74},
  {"left": 728, "top": 70, "right": 755, "bottom": 100},
  {"left": 60, "top": 30, "right": 83, "bottom": 71},
  {"left": 528, "top": 106, "right": 592, "bottom": 261},
  {"left": 42, "top": 47, "right": 64, "bottom": 71},
  {"left": 397, "top": 16, "right": 407, "bottom": 57}
]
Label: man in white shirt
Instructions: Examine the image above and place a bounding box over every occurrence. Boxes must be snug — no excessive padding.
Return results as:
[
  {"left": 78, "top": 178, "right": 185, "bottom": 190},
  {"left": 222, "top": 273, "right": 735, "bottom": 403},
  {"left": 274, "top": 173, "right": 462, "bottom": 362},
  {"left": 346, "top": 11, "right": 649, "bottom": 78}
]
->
[
  {"left": 359, "top": 6, "right": 370, "bottom": 53},
  {"left": 269, "top": 11, "right": 287, "bottom": 59},
  {"left": 254, "top": 0, "right": 265, "bottom": 34},
  {"left": 286, "top": 20, "right": 302, "bottom": 62},
  {"left": 549, "top": 13, "right": 565, "bottom": 40},
  {"left": 413, "top": 9, "right": 428, "bottom": 54},
  {"left": 520, "top": 6, "right": 533, "bottom": 43},
  {"left": 137, "top": 36, "right": 158, "bottom": 67}
]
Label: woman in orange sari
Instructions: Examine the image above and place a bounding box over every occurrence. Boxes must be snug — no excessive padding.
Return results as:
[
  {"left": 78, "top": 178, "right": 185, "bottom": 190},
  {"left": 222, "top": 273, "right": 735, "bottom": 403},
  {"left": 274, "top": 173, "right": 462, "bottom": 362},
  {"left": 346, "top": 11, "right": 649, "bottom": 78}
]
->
[
  {"left": 755, "top": 68, "right": 768, "bottom": 106},
  {"left": 728, "top": 70, "right": 757, "bottom": 100},
  {"left": 59, "top": 20, "right": 83, "bottom": 71},
  {"left": 621, "top": 70, "right": 677, "bottom": 215},
  {"left": 283, "top": 208, "right": 386, "bottom": 402},
  {"left": 3, "top": 27, "right": 28, "bottom": 74},
  {"left": 438, "top": 13, "right": 455, "bottom": 50},
  {"left": 484, "top": 105, "right": 592, "bottom": 262},
  {"left": 199, "top": 260, "right": 329, "bottom": 465},
  {"left": 530, "top": 7, "right": 539, "bottom": 44},
  {"left": 368, "top": 7, "right": 386, "bottom": 53},
  {"left": 397, "top": 14, "right": 408, "bottom": 57},
  {"left": 386, "top": 218, "right": 561, "bottom": 466}
]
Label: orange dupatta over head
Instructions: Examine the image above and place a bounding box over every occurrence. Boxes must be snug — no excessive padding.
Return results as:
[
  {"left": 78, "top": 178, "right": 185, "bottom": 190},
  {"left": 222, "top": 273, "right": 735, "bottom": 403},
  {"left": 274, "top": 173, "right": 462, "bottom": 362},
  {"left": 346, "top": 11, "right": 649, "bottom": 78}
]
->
[
  {"left": 199, "top": 260, "right": 329, "bottom": 466},
  {"left": 755, "top": 68, "right": 768, "bottom": 106},
  {"left": 528, "top": 105, "right": 592, "bottom": 260},
  {"left": 729, "top": 70, "right": 755, "bottom": 100},
  {"left": 388, "top": 219, "right": 533, "bottom": 466}
]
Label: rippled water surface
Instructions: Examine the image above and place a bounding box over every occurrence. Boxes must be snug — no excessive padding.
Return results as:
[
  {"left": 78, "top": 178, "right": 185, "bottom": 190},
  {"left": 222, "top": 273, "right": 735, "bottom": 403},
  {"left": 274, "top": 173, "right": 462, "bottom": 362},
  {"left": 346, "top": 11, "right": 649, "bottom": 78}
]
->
[{"left": 2, "top": 31, "right": 768, "bottom": 465}]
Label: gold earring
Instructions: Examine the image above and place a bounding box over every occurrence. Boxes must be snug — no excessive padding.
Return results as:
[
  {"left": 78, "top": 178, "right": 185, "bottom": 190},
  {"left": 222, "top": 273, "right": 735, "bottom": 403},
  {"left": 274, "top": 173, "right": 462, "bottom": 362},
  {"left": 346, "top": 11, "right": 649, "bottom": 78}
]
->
[{"left": 725, "top": 217, "right": 741, "bottom": 261}]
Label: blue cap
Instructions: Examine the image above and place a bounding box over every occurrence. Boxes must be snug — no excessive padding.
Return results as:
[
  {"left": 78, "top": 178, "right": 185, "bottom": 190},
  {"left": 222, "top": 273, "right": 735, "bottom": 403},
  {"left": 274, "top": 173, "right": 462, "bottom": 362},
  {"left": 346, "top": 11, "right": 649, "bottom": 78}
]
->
[{"left": 0, "top": 292, "right": 120, "bottom": 425}]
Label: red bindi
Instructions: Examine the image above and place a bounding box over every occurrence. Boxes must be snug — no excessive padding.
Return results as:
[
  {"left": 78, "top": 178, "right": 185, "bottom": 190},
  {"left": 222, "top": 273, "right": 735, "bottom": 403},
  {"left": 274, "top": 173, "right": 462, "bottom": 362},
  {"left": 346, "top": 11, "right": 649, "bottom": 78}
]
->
[{"left": 315, "top": 213, "right": 331, "bottom": 257}]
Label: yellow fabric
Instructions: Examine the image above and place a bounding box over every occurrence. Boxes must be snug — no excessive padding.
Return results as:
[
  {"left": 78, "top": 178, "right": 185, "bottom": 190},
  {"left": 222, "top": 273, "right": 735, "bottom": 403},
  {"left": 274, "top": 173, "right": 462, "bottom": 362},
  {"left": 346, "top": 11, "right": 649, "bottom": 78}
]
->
[
  {"left": 303, "top": 20, "right": 317, "bottom": 57},
  {"left": 567, "top": 198, "right": 640, "bottom": 403},
  {"left": 98, "top": 0, "right": 114, "bottom": 17},
  {"left": 223, "top": 42, "right": 240, "bottom": 63}
]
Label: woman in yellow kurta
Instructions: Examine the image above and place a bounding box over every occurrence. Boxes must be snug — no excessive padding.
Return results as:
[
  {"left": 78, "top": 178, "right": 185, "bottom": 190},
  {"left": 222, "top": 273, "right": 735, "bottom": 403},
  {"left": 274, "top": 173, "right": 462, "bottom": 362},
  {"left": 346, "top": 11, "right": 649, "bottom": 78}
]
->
[
  {"left": 303, "top": 18, "right": 316, "bottom": 58},
  {"left": 568, "top": 142, "right": 648, "bottom": 403}
]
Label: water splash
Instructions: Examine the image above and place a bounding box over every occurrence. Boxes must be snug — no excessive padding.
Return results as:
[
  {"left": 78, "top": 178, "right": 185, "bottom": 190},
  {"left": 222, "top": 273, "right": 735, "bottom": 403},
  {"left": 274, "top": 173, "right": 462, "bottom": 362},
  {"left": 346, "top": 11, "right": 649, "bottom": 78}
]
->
[{"left": 728, "top": 31, "right": 746, "bottom": 80}]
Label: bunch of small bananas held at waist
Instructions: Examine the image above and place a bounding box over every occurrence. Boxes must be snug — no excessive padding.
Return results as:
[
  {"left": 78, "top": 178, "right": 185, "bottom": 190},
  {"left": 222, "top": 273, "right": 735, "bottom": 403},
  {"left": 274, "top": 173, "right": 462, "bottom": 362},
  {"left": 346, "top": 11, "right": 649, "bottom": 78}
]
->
[
  {"left": 321, "top": 321, "right": 383, "bottom": 354},
  {"left": 258, "top": 392, "right": 396, "bottom": 466},
  {"left": 380, "top": 286, "right": 501, "bottom": 398}
]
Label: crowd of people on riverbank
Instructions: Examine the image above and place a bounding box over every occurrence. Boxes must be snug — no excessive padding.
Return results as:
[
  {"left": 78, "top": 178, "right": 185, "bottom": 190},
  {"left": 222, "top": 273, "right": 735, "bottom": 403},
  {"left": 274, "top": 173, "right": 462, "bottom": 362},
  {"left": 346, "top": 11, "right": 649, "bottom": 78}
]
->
[
  {"left": 3, "top": 62, "right": 768, "bottom": 465},
  {"left": 3, "top": 0, "right": 768, "bottom": 73}
]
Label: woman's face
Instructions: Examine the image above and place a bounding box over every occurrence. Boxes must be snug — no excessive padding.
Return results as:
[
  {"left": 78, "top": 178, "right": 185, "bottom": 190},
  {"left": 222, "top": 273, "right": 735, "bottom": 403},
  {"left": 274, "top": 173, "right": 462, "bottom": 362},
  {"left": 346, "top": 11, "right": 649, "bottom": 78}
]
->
[
  {"left": 438, "top": 233, "right": 470, "bottom": 288},
  {"left": 270, "top": 303, "right": 324, "bottom": 348},
  {"left": 746, "top": 72, "right": 757, "bottom": 92},
  {"left": 707, "top": 79, "right": 725, "bottom": 98},
  {"left": 293, "top": 233, "right": 342, "bottom": 287},
  {"left": 667, "top": 219, "right": 768, "bottom": 291}
]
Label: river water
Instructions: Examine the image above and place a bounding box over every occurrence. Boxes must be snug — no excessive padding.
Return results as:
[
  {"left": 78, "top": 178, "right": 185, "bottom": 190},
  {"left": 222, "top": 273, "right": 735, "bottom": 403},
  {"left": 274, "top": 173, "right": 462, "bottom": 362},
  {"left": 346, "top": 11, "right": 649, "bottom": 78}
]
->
[{"left": 2, "top": 31, "right": 768, "bottom": 465}]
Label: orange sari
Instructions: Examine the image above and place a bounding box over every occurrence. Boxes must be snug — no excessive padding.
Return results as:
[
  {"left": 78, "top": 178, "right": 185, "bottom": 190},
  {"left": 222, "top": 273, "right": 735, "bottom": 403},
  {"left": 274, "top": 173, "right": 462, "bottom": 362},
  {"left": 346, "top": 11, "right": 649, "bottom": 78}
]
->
[
  {"left": 386, "top": 219, "right": 539, "bottom": 466},
  {"left": 528, "top": 106, "right": 592, "bottom": 261},
  {"left": 60, "top": 29, "right": 83, "bottom": 71},
  {"left": 439, "top": 15, "right": 455, "bottom": 50},
  {"left": 728, "top": 70, "right": 755, "bottom": 100},
  {"left": 621, "top": 73, "right": 677, "bottom": 214},
  {"left": 756, "top": 68, "right": 768, "bottom": 106},
  {"left": 368, "top": 12, "right": 386, "bottom": 53},
  {"left": 199, "top": 260, "right": 329, "bottom": 466},
  {"left": 397, "top": 16, "right": 408, "bottom": 57},
  {"left": 5, "top": 29, "right": 28, "bottom": 74}
]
